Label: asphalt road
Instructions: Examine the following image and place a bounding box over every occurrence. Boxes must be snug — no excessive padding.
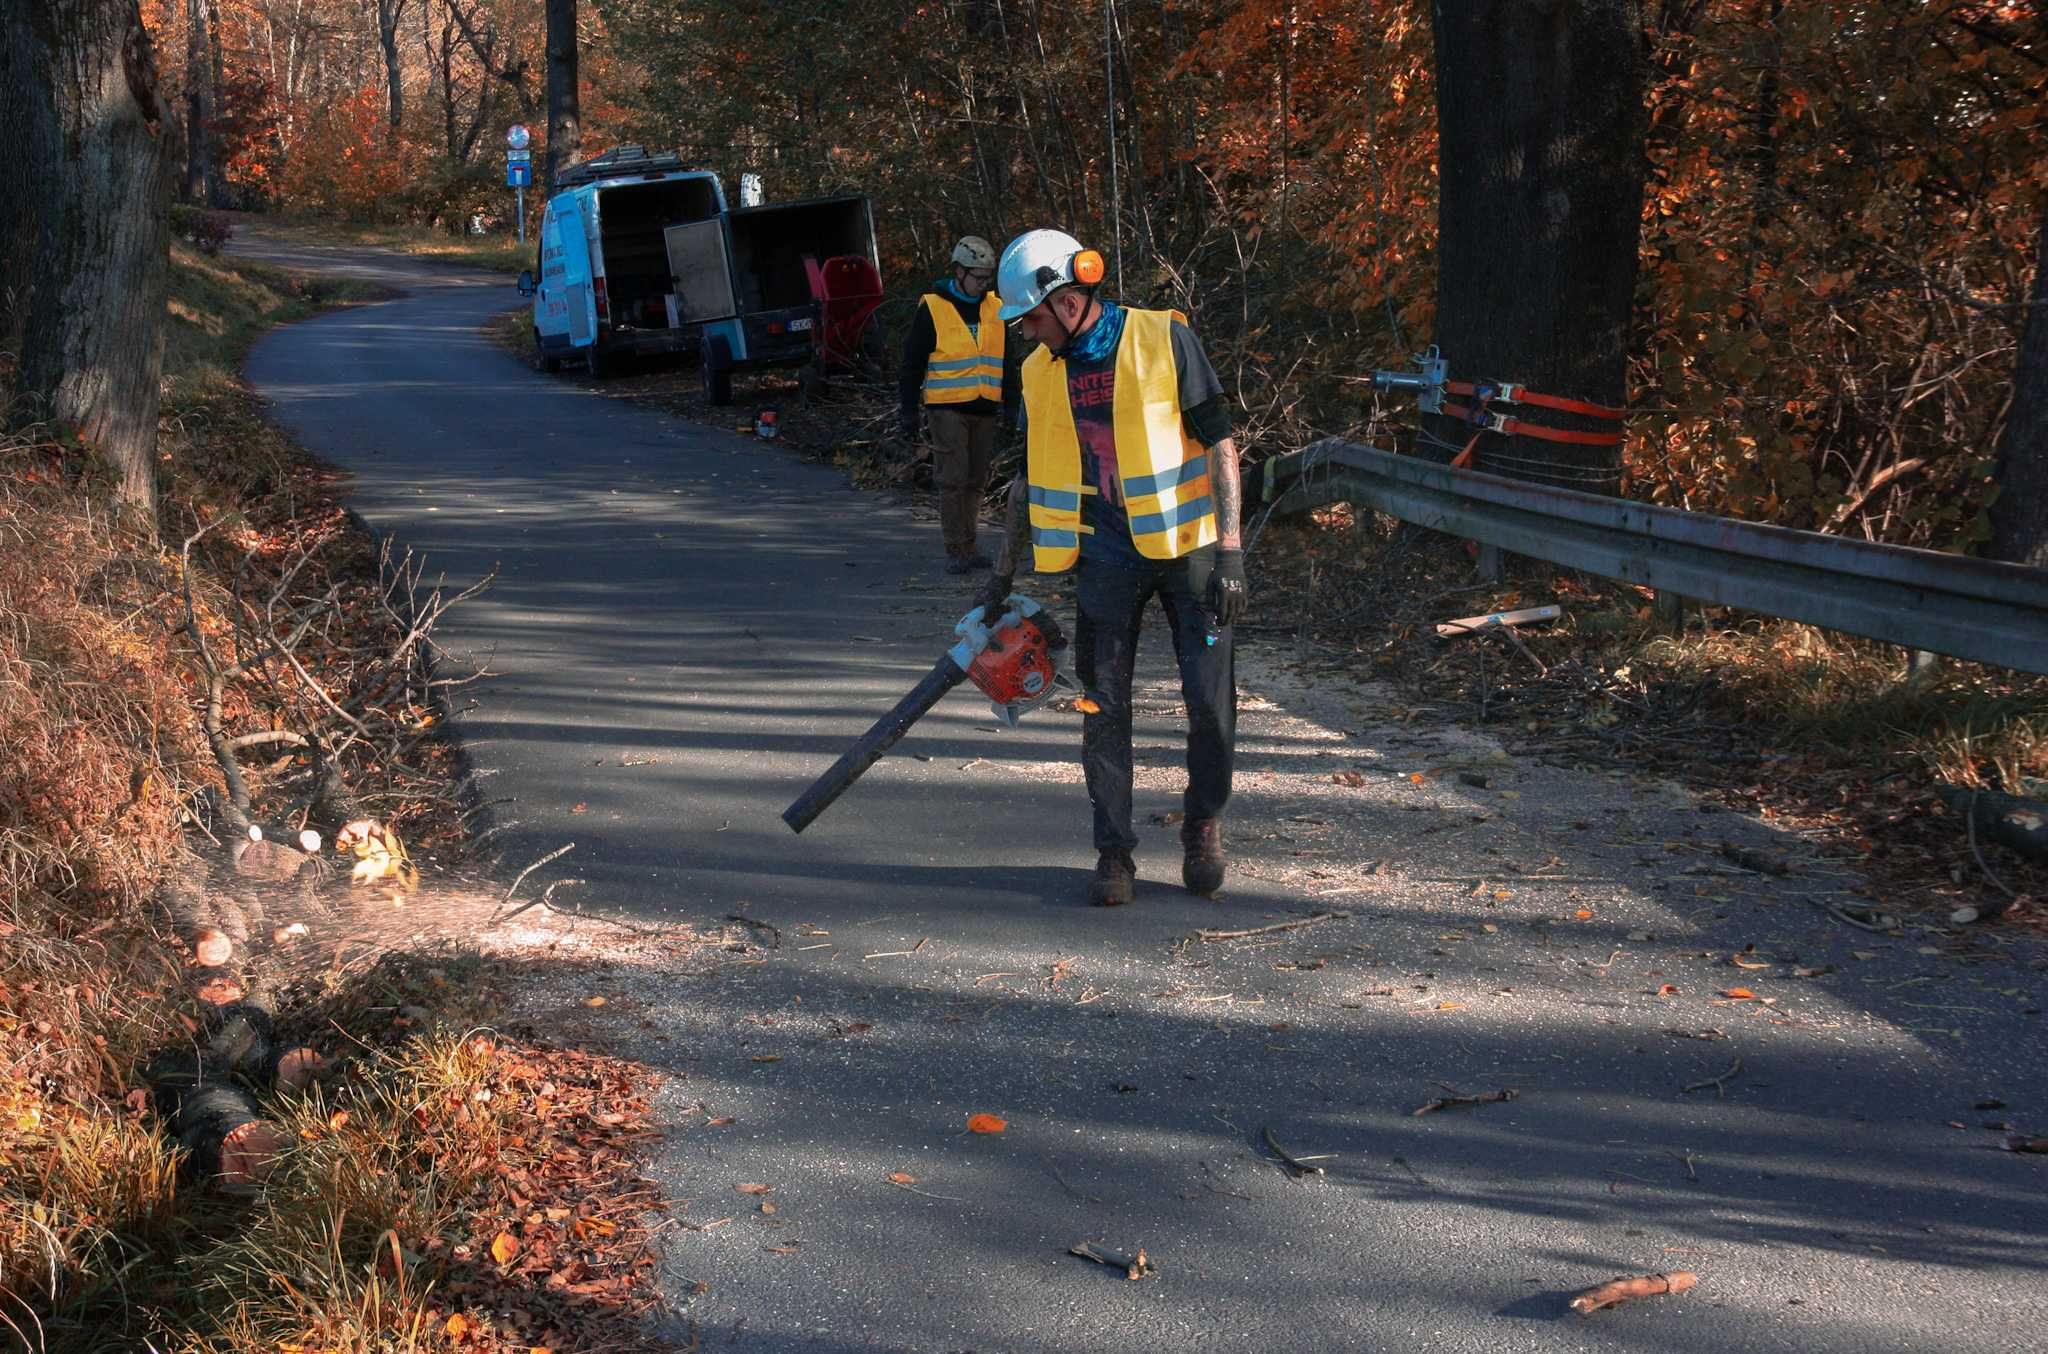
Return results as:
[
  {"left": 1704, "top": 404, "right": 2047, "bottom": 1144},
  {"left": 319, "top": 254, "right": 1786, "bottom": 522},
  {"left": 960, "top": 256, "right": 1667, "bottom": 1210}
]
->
[{"left": 239, "top": 231, "right": 2048, "bottom": 1353}]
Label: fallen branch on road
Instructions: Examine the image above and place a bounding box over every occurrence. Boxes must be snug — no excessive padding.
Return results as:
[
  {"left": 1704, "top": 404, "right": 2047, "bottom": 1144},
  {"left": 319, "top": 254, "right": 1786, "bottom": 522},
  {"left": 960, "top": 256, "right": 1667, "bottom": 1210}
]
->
[
  {"left": 1261, "top": 1125, "right": 1329, "bottom": 1178},
  {"left": 1194, "top": 910, "right": 1349, "bottom": 943},
  {"left": 1069, "top": 1241, "right": 1153, "bottom": 1280},
  {"left": 1411, "top": 1087, "right": 1518, "bottom": 1116},
  {"left": 498, "top": 841, "right": 576, "bottom": 910},
  {"left": 1569, "top": 1271, "right": 1698, "bottom": 1315},
  {"left": 1681, "top": 1057, "right": 1744, "bottom": 1098}
]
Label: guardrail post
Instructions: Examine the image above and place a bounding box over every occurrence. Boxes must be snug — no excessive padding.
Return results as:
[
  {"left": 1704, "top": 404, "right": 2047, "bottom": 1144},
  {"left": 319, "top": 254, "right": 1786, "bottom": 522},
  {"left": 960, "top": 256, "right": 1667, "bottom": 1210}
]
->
[
  {"left": 1474, "top": 542, "right": 1502, "bottom": 584},
  {"left": 1903, "top": 649, "right": 1942, "bottom": 692},
  {"left": 1652, "top": 589, "right": 1691, "bottom": 633}
]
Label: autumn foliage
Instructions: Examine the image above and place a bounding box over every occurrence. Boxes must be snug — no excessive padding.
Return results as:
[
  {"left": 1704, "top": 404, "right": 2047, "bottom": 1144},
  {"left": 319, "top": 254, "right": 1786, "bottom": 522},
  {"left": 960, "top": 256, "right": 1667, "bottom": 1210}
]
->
[{"left": 144, "top": 1, "right": 2042, "bottom": 549}]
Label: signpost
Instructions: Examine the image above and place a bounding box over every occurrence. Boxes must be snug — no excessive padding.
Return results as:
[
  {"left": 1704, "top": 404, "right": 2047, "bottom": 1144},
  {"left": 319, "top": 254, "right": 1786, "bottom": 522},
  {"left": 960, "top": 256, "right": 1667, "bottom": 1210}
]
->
[{"left": 507, "top": 125, "right": 532, "bottom": 244}]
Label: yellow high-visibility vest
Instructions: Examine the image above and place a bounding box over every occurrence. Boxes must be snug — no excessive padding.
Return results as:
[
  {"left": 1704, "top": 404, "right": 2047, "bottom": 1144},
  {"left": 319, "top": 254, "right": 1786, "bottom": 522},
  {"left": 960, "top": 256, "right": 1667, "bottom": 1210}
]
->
[
  {"left": 921, "top": 292, "right": 1005, "bottom": 405},
  {"left": 1022, "top": 307, "right": 1216, "bottom": 571}
]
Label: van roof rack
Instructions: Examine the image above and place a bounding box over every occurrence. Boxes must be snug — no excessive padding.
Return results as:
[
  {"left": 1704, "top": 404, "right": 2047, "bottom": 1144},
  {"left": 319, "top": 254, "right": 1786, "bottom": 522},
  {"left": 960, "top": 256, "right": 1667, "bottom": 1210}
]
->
[{"left": 555, "top": 145, "right": 697, "bottom": 189}]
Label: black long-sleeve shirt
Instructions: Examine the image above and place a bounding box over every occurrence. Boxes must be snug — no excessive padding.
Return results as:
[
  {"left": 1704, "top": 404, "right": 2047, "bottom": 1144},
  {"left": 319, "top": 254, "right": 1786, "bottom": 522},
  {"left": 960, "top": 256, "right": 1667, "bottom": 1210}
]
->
[{"left": 898, "top": 282, "right": 1023, "bottom": 428}]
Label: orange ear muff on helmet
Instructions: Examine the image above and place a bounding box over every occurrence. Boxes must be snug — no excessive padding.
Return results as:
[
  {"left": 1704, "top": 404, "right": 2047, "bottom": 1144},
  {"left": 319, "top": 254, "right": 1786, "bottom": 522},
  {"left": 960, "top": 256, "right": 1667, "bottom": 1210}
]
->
[{"left": 1071, "top": 250, "right": 1105, "bottom": 286}]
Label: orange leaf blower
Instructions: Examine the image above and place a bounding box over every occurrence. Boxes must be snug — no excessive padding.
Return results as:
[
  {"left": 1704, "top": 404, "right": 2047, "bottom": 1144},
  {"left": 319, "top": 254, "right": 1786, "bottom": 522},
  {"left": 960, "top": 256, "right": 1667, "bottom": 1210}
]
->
[{"left": 782, "top": 595, "right": 1079, "bottom": 833}]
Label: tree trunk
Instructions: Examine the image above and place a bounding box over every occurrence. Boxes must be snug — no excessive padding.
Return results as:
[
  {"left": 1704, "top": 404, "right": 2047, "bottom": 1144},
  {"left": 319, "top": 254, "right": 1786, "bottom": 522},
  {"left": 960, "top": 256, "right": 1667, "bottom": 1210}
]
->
[
  {"left": 1427, "top": 0, "right": 1648, "bottom": 491},
  {"left": 0, "top": 0, "right": 175, "bottom": 523},
  {"left": 377, "top": 0, "right": 406, "bottom": 137},
  {"left": 1990, "top": 215, "right": 2048, "bottom": 568},
  {"left": 545, "top": 0, "right": 580, "bottom": 189},
  {"left": 183, "top": 0, "right": 221, "bottom": 203}
]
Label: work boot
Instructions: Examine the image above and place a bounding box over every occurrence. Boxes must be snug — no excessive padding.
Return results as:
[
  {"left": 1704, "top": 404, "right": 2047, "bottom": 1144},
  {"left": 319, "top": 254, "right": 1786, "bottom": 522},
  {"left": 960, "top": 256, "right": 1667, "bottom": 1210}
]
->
[
  {"left": 945, "top": 551, "right": 977, "bottom": 575},
  {"left": 1087, "top": 850, "right": 1137, "bottom": 907},
  {"left": 1182, "top": 819, "right": 1226, "bottom": 896},
  {"left": 965, "top": 550, "right": 993, "bottom": 569}
]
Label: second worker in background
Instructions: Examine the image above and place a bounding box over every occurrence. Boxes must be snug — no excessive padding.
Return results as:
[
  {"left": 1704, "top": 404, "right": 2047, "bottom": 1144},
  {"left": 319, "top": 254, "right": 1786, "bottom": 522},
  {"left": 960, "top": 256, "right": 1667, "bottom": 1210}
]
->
[
  {"left": 975, "top": 229, "right": 1249, "bottom": 907},
  {"left": 899, "top": 235, "right": 1022, "bottom": 573}
]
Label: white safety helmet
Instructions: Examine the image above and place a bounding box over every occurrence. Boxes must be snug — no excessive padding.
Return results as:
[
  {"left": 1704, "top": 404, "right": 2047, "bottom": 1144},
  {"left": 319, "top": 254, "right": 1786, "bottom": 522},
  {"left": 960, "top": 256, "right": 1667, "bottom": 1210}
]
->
[
  {"left": 950, "top": 235, "right": 997, "bottom": 271},
  {"left": 996, "top": 228, "right": 1106, "bottom": 321}
]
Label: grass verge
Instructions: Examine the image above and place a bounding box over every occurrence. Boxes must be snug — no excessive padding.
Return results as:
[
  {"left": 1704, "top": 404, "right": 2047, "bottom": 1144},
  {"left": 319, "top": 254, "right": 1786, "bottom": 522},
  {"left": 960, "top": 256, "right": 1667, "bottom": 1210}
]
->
[
  {"left": 251, "top": 213, "right": 531, "bottom": 273},
  {"left": 2, "top": 242, "right": 673, "bottom": 1350},
  {"left": 1250, "top": 509, "right": 2048, "bottom": 925}
]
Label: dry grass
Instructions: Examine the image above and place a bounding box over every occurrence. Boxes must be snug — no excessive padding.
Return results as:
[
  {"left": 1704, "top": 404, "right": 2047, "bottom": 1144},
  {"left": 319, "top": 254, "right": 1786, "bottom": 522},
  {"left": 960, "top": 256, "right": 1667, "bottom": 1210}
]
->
[
  {"left": 2, "top": 243, "right": 672, "bottom": 1350},
  {"left": 258, "top": 213, "right": 530, "bottom": 274}
]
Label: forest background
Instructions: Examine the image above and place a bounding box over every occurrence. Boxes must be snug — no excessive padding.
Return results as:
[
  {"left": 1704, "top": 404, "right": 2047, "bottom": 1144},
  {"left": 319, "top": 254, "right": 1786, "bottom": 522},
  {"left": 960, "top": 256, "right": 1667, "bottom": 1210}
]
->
[{"left": 155, "top": 0, "right": 2043, "bottom": 554}]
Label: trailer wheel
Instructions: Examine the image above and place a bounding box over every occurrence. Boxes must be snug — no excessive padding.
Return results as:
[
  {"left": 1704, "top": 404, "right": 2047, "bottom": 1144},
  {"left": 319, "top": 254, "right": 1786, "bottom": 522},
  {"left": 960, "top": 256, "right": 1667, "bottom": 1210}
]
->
[
  {"left": 701, "top": 334, "right": 734, "bottom": 406},
  {"left": 585, "top": 339, "right": 610, "bottom": 380},
  {"left": 535, "top": 329, "right": 561, "bottom": 373}
]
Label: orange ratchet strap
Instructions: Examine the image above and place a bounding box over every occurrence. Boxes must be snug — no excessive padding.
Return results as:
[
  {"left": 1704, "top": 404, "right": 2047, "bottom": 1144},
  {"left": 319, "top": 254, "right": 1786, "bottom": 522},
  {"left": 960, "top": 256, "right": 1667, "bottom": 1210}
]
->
[
  {"left": 1440, "top": 377, "right": 1627, "bottom": 459},
  {"left": 1444, "top": 380, "right": 1624, "bottom": 421}
]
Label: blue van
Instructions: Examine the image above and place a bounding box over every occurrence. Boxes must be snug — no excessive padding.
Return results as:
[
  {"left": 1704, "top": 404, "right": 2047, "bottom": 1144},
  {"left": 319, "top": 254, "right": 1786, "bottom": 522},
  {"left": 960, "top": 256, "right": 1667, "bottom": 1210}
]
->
[{"left": 518, "top": 145, "right": 880, "bottom": 402}]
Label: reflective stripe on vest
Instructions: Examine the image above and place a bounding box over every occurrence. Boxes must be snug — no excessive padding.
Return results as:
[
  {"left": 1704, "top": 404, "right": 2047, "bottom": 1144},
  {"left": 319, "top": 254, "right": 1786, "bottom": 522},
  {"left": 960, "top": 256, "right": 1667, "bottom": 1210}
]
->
[
  {"left": 922, "top": 292, "right": 1005, "bottom": 405},
  {"left": 1021, "top": 308, "right": 1217, "bottom": 571}
]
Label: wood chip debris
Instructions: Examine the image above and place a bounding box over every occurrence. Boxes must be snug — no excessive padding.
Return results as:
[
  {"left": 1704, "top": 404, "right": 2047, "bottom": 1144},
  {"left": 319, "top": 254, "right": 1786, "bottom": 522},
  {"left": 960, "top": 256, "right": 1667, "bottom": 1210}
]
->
[
  {"left": 1411, "top": 1087, "right": 1518, "bottom": 1117},
  {"left": 1069, "top": 1241, "right": 1154, "bottom": 1280},
  {"left": 1568, "top": 1270, "right": 1698, "bottom": 1315}
]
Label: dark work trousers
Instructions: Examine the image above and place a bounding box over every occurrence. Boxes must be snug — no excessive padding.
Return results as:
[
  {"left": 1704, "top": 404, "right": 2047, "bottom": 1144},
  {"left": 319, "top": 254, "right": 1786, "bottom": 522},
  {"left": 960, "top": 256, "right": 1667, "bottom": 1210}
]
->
[
  {"left": 927, "top": 406, "right": 996, "bottom": 556},
  {"left": 1073, "top": 552, "right": 1236, "bottom": 855}
]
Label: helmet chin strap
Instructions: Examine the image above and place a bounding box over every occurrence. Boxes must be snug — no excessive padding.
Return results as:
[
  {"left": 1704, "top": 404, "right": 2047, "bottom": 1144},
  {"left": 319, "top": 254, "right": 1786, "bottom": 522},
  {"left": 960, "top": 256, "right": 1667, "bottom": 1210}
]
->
[{"left": 1048, "top": 289, "right": 1100, "bottom": 357}]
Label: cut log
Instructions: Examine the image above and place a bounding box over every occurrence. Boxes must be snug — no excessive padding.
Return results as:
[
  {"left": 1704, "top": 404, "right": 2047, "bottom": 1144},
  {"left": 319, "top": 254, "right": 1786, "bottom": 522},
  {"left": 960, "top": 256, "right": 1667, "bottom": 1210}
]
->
[
  {"left": 1568, "top": 1271, "right": 1698, "bottom": 1315},
  {"left": 190, "top": 968, "right": 246, "bottom": 1005},
  {"left": 169, "top": 1082, "right": 281, "bottom": 1188},
  {"left": 203, "top": 999, "right": 274, "bottom": 1075},
  {"left": 190, "top": 928, "right": 233, "bottom": 967},
  {"left": 271, "top": 1046, "right": 325, "bottom": 1089},
  {"left": 1939, "top": 786, "right": 2048, "bottom": 862},
  {"left": 234, "top": 833, "right": 311, "bottom": 882}
]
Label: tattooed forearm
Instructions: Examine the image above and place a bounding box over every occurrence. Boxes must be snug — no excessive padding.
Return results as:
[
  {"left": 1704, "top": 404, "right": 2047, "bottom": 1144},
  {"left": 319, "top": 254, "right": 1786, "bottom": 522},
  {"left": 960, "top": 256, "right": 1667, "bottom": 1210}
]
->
[
  {"left": 995, "top": 474, "right": 1030, "bottom": 576},
  {"left": 1212, "top": 437, "right": 1243, "bottom": 549}
]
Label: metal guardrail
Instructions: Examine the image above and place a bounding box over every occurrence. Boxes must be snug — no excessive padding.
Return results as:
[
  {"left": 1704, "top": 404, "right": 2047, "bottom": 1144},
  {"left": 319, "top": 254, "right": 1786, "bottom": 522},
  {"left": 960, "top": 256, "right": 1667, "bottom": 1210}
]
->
[{"left": 1257, "top": 439, "right": 2048, "bottom": 676}]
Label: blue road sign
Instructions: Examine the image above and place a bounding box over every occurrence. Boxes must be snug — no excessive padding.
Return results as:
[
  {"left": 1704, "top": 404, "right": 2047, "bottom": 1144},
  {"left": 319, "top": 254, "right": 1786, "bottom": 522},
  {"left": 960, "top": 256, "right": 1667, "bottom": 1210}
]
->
[{"left": 508, "top": 161, "right": 532, "bottom": 188}]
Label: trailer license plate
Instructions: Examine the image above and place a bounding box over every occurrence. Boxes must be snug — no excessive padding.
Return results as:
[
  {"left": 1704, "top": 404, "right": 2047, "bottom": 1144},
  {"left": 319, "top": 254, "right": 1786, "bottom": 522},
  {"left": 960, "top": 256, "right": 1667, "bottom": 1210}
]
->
[{"left": 788, "top": 317, "right": 813, "bottom": 331}]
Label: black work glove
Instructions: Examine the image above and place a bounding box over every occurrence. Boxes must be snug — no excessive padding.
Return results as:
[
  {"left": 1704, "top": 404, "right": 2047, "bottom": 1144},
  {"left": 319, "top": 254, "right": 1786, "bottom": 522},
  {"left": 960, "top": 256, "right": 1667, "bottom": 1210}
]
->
[
  {"left": 900, "top": 410, "right": 922, "bottom": 443},
  {"left": 1210, "top": 548, "right": 1248, "bottom": 627},
  {"left": 974, "top": 573, "right": 1014, "bottom": 627}
]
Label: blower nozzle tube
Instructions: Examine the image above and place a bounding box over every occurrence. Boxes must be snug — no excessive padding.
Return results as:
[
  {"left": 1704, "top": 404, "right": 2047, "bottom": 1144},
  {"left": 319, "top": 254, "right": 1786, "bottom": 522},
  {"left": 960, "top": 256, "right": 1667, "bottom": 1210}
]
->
[{"left": 781, "top": 654, "right": 968, "bottom": 834}]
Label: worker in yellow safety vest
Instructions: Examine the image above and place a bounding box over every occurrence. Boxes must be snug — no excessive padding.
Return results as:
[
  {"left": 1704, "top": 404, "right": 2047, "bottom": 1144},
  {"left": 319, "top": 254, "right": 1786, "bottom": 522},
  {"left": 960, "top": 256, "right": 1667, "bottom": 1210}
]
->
[
  {"left": 898, "top": 235, "right": 1022, "bottom": 573},
  {"left": 972, "top": 229, "right": 1249, "bottom": 907}
]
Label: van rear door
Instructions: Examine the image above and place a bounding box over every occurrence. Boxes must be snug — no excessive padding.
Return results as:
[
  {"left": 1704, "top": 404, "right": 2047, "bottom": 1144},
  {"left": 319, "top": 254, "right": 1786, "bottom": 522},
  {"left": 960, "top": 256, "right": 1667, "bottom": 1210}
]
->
[{"left": 663, "top": 221, "right": 736, "bottom": 325}]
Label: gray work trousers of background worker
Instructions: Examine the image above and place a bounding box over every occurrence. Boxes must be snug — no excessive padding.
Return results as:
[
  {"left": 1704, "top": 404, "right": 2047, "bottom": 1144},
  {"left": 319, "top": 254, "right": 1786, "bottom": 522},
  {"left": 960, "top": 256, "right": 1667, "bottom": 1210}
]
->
[{"left": 927, "top": 406, "right": 996, "bottom": 557}]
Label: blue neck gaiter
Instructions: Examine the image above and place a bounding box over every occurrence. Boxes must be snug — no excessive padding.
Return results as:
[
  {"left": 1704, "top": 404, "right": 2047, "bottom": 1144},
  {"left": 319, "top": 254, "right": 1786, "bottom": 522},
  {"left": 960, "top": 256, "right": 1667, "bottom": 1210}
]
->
[{"left": 1057, "top": 297, "right": 1124, "bottom": 364}]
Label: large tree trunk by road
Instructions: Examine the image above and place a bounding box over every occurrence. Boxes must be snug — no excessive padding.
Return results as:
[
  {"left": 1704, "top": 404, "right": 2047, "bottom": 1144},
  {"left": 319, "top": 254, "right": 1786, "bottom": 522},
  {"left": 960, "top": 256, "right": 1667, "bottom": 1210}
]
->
[
  {"left": 182, "top": 0, "right": 222, "bottom": 204},
  {"left": 376, "top": 0, "right": 407, "bottom": 138},
  {"left": 0, "top": 0, "right": 175, "bottom": 522},
  {"left": 546, "top": 0, "right": 580, "bottom": 189},
  {"left": 1990, "top": 216, "right": 2048, "bottom": 568},
  {"left": 1427, "top": 0, "right": 1648, "bottom": 491}
]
